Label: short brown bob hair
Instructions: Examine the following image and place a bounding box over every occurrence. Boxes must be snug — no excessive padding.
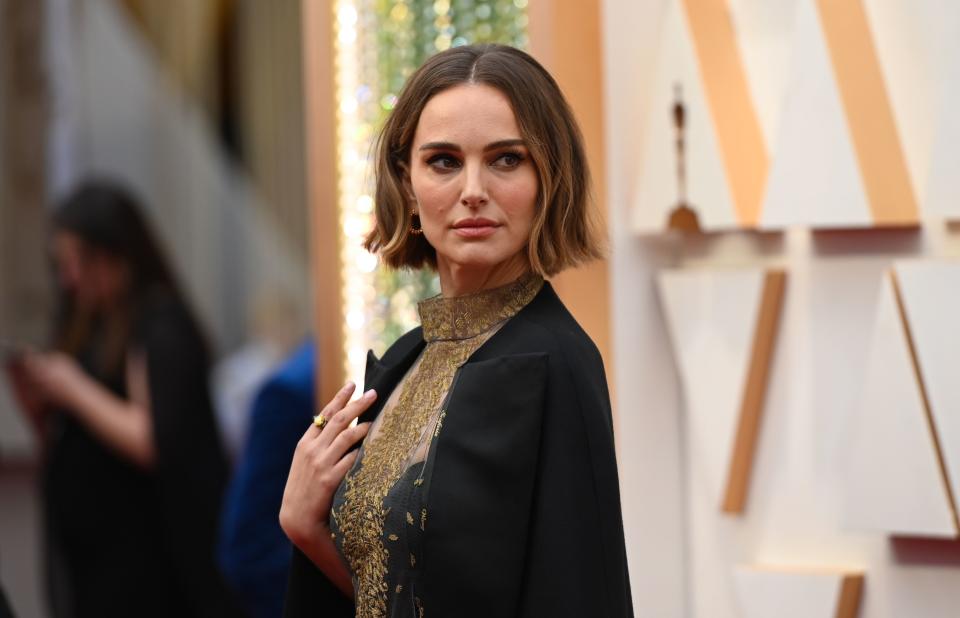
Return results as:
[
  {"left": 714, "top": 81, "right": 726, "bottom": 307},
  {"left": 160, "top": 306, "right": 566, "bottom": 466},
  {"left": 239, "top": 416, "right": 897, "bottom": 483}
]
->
[{"left": 364, "top": 44, "right": 603, "bottom": 276}]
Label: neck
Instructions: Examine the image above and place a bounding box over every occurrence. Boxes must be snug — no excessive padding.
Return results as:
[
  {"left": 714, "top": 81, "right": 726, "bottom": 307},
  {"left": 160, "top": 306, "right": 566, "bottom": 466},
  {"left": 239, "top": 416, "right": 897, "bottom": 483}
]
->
[{"left": 436, "top": 254, "right": 531, "bottom": 298}]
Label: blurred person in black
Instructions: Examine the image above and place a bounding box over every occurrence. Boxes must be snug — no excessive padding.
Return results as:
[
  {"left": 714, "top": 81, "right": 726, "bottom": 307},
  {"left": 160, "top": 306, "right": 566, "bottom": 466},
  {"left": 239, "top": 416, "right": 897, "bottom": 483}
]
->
[
  {"left": 0, "top": 581, "right": 12, "bottom": 618},
  {"left": 4, "top": 181, "right": 242, "bottom": 617}
]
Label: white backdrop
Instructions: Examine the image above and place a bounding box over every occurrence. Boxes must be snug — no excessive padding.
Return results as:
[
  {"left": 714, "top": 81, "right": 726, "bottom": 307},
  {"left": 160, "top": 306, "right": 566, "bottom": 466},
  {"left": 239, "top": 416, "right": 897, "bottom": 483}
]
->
[{"left": 606, "top": 1, "right": 960, "bottom": 616}]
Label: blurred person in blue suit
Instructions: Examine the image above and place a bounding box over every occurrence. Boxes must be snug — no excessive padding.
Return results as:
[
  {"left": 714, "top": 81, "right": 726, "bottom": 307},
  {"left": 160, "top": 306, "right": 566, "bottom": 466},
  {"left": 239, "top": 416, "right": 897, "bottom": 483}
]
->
[{"left": 218, "top": 340, "right": 315, "bottom": 618}]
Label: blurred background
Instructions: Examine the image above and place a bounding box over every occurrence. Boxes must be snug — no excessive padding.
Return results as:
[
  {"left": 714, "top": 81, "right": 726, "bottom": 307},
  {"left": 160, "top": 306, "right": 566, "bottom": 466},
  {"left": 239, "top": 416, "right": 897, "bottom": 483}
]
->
[{"left": 0, "top": 1, "right": 545, "bottom": 616}]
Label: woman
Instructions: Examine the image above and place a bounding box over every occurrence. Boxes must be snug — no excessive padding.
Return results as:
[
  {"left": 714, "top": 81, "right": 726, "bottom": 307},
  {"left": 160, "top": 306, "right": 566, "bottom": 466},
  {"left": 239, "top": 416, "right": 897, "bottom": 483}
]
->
[
  {"left": 6, "top": 182, "right": 239, "bottom": 617},
  {"left": 280, "top": 44, "right": 633, "bottom": 617}
]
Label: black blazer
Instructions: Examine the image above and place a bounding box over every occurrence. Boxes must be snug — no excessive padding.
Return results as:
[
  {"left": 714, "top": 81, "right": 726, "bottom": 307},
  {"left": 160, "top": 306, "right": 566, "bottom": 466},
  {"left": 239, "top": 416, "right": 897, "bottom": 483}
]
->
[{"left": 284, "top": 282, "right": 633, "bottom": 617}]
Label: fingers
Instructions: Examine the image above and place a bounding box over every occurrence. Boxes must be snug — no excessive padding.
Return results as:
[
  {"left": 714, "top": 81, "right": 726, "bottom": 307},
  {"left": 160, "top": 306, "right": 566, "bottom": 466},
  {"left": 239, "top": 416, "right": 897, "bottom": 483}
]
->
[
  {"left": 294, "top": 424, "right": 368, "bottom": 497},
  {"left": 304, "top": 381, "right": 356, "bottom": 440},
  {"left": 314, "top": 388, "right": 378, "bottom": 448},
  {"left": 318, "top": 381, "right": 357, "bottom": 422},
  {"left": 328, "top": 421, "right": 372, "bottom": 462},
  {"left": 330, "top": 448, "right": 361, "bottom": 482}
]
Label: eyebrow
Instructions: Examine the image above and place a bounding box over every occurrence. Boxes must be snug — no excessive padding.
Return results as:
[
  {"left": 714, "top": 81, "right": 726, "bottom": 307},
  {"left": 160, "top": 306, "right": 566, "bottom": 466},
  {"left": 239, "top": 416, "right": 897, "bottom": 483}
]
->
[{"left": 418, "top": 139, "right": 526, "bottom": 152}]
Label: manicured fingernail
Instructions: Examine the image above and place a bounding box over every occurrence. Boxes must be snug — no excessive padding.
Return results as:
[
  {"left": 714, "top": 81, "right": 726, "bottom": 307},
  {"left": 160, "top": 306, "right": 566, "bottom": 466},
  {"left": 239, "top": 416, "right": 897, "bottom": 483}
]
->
[{"left": 364, "top": 389, "right": 376, "bottom": 400}]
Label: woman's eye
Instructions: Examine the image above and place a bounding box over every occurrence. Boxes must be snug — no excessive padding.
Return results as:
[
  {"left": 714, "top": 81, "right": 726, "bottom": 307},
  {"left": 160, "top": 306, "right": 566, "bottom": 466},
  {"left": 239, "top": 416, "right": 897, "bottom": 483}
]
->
[
  {"left": 427, "top": 154, "right": 460, "bottom": 171},
  {"left": 492, "top": 152, "right": 524, "bottom": 168}
]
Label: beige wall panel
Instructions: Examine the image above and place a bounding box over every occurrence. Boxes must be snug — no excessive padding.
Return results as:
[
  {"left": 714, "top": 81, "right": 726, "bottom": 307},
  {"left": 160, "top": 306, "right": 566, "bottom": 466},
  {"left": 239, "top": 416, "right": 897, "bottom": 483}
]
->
[
  {"left": 842, "top": 270, "right": 957, "bottom": 538},
  {"left": 861, "top": 0, "right": 947, "bottom": 209},
  {"left": 759, "top": 0, "right": 873, "bottom": 229},
  {"left": 659, "top": 267, "right": 782, "bottom": 515},
  {"left": 608, "top": 1, "right": 960, "bottom": 615},
  {"left": 635, "top": 0, "right": 933, "bottom": 231},
  {"left": 925, "top": 21, "right": 960, "bottom": 219},
  {"left": 528, "top": 0, "right": 611, "bottom": 394},
  {"left": 816, "top": 0, "right": 918, "bottom": 225},
  {"left": 682, "top": 0, "right": 767, "bottom": 227},
  {"left": 633, "top": 0, "right": 742, "bottom": 232},
  {"left": 893, "top": 260, "right": 960, "bottom": 524},
  {"left": 301, "top": 0, "right": 343, "bottom": 404},
  {"left": 723, "top": 270, "right": 785, "bottom": 513},
  {"left": 734, "top": 566, "right": 864, "bottom": 618},
  {"left": 728, "top": 0, "right": 798, "bottom": 148},
  {"left": 601, "top": 0, "right": 688, "bottom": 613}
]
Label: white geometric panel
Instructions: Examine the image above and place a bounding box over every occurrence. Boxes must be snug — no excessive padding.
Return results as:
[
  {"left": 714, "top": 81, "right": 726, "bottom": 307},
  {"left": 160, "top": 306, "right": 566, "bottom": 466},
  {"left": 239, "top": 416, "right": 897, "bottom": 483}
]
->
[
  {"left": 894, "top": 261, "right": 960, "bottom": 517},
  {"left": 657, "top": 269, "right": 767, "bottom": 511},
  {"left": 760, "top": 0, "right": 872, "bottom": 229},
  {"left": 633, "top": 0, "right": 738, "bottom": 232},
  {"left": 925, "top": 13, "right": 960, "bottom": 219},
  {"left": 862, "top": 0, "right": 953, "bottom": 208},
  {"left": 733, "top": 566, "right": 863, "bottom": 618},
  {"left": 728, "top": 0, "right": 800, "bottom": 148},
  {"left": 842, "top": 271, "right": 957, "bottom": 538}
]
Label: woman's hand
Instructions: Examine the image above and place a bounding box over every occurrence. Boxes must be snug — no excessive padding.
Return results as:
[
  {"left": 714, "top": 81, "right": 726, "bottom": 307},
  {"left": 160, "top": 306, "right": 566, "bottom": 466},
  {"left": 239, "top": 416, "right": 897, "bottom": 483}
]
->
[
  {"left": 280, "top": 381, "right": 377, "bottom": 595},
  {"left": 15, "top": 351, "right": 156, "bottom": 468},
  {"left": 19, "top": 351, "right": 90, "bottom": 409},
  {"left": 4, "top": 354, "right": 50, "bottom": 437}
]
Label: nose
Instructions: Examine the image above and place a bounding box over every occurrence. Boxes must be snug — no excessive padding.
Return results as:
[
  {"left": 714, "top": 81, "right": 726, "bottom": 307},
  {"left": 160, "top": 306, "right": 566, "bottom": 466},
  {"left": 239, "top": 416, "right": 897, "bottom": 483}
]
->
[{"left": 459, "top": 161, "right": 489, "bottom": 208}]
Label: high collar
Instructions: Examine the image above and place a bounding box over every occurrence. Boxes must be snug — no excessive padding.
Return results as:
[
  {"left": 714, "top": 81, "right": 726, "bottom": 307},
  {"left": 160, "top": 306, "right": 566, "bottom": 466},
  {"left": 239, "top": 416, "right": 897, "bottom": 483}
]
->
[{"left": 417, "top": 273, "right": 544, "bottom": 342}]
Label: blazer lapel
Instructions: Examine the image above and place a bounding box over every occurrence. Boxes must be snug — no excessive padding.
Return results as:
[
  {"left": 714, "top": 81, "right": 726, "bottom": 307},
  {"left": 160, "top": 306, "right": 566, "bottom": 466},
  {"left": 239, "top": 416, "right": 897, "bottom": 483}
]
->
[{"left": 359, "top": 336, "right": 425, "bottom": 425}]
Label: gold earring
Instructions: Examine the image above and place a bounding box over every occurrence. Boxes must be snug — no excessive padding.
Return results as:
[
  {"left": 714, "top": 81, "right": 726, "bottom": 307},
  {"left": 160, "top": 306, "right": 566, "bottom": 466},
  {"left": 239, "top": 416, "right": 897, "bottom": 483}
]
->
[{"left": 410, "top": 209, "right": 423, "bottom": 235}]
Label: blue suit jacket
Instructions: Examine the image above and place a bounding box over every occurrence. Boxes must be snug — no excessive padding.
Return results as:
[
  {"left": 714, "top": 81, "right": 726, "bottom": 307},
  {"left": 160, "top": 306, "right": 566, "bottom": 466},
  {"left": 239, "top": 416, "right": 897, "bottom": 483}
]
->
[{"left": 219, "top": 340, "right": 315, "bottom": 618}]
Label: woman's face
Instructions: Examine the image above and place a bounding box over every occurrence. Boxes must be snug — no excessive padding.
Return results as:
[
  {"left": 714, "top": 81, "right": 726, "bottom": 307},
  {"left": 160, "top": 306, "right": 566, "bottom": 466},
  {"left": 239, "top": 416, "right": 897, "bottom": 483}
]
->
[
  {"left": 407, "top": 83, "right": 538, "bottom": 283},
  {"left": 52, "top": 231, "right": 128, "bottom": 311}
]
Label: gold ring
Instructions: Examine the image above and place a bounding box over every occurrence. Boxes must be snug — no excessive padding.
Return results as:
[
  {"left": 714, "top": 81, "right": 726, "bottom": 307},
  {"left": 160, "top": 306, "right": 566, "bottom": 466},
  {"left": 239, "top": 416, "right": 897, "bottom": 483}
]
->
[{"left": 313, "top": 414, "right": 328, "bottom": 430}]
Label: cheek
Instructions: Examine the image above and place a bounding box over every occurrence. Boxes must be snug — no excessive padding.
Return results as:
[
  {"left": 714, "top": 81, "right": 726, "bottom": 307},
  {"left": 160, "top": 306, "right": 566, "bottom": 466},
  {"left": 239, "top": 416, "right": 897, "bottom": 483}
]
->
[
  {"left": 497, "top": 175, "right": 538, "bottom": 229},
  {"left": 413, "top": 180, "right": 457, "bottom": 226}
]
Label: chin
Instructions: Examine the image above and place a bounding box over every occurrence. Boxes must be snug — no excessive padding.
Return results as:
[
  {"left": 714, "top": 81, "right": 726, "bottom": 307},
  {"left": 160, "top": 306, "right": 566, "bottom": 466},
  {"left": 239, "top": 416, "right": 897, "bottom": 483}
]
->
[
  {"left": 444, "top": 246, "right": 501, "bottom": 264},
  {"left": 445, "top": 247, "right": 527, "bottom": 273}
]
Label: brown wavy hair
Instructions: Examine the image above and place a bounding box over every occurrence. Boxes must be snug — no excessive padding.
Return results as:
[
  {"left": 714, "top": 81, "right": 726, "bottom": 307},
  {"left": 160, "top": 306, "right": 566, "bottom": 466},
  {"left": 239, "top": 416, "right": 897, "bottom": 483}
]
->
[{"left": 363, "top": 44, "right": 603, "bottom": 276}]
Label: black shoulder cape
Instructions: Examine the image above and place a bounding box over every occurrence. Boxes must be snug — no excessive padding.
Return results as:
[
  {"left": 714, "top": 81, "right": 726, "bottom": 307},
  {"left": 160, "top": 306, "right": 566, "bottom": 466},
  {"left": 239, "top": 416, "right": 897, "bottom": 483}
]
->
[{"left": 284, "top": 283, "right": 633, "bottom": 617}]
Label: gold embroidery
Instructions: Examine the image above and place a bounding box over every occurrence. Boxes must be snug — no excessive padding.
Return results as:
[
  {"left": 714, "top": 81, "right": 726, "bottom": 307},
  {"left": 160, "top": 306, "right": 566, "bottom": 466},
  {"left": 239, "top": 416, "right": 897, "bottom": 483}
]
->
[
  {"left": 396, "top": 585, "right": 402, "bottom": 594},
  {"left": 335, "top": 274, "right": 543, "bottom": 617},
  {"left": 413, "top": 478, "right": 424, "bottom": 487},
  {"left": 388, "top": 534, "right": 398, "bottom": 541},
  {"left": 418, "top": 273, "right": 543, "bottom": 341},
  {"left": 420, "top": 508, "right": 427, "bottom": 531},
  {"left": 433, "top": 411, "right": 446, "bottom": 438}
]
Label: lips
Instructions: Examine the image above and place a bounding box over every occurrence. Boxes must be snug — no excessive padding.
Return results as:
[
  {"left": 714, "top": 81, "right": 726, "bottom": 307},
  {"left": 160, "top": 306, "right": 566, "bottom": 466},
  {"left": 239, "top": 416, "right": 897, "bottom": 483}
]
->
[{"left": 452, "top": 217, "right": 500, "bottom": 238}]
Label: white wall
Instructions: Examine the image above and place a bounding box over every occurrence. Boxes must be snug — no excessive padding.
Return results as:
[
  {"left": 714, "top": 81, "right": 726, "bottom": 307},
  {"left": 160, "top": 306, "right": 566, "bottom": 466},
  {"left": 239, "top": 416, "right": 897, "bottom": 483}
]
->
[
  {"left": 605, "top": 1, "right": 960, "bottom": 616},
  {"left": 603, "top": 1, "right": 687, "bottom": 616}
]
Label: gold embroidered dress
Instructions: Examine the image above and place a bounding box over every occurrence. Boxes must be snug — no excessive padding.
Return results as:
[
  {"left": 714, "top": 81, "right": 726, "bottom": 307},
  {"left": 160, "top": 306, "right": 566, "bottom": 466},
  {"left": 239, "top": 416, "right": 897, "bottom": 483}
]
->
[{"left": 329, "top": 274, "right": 543, "bottom": 618}]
